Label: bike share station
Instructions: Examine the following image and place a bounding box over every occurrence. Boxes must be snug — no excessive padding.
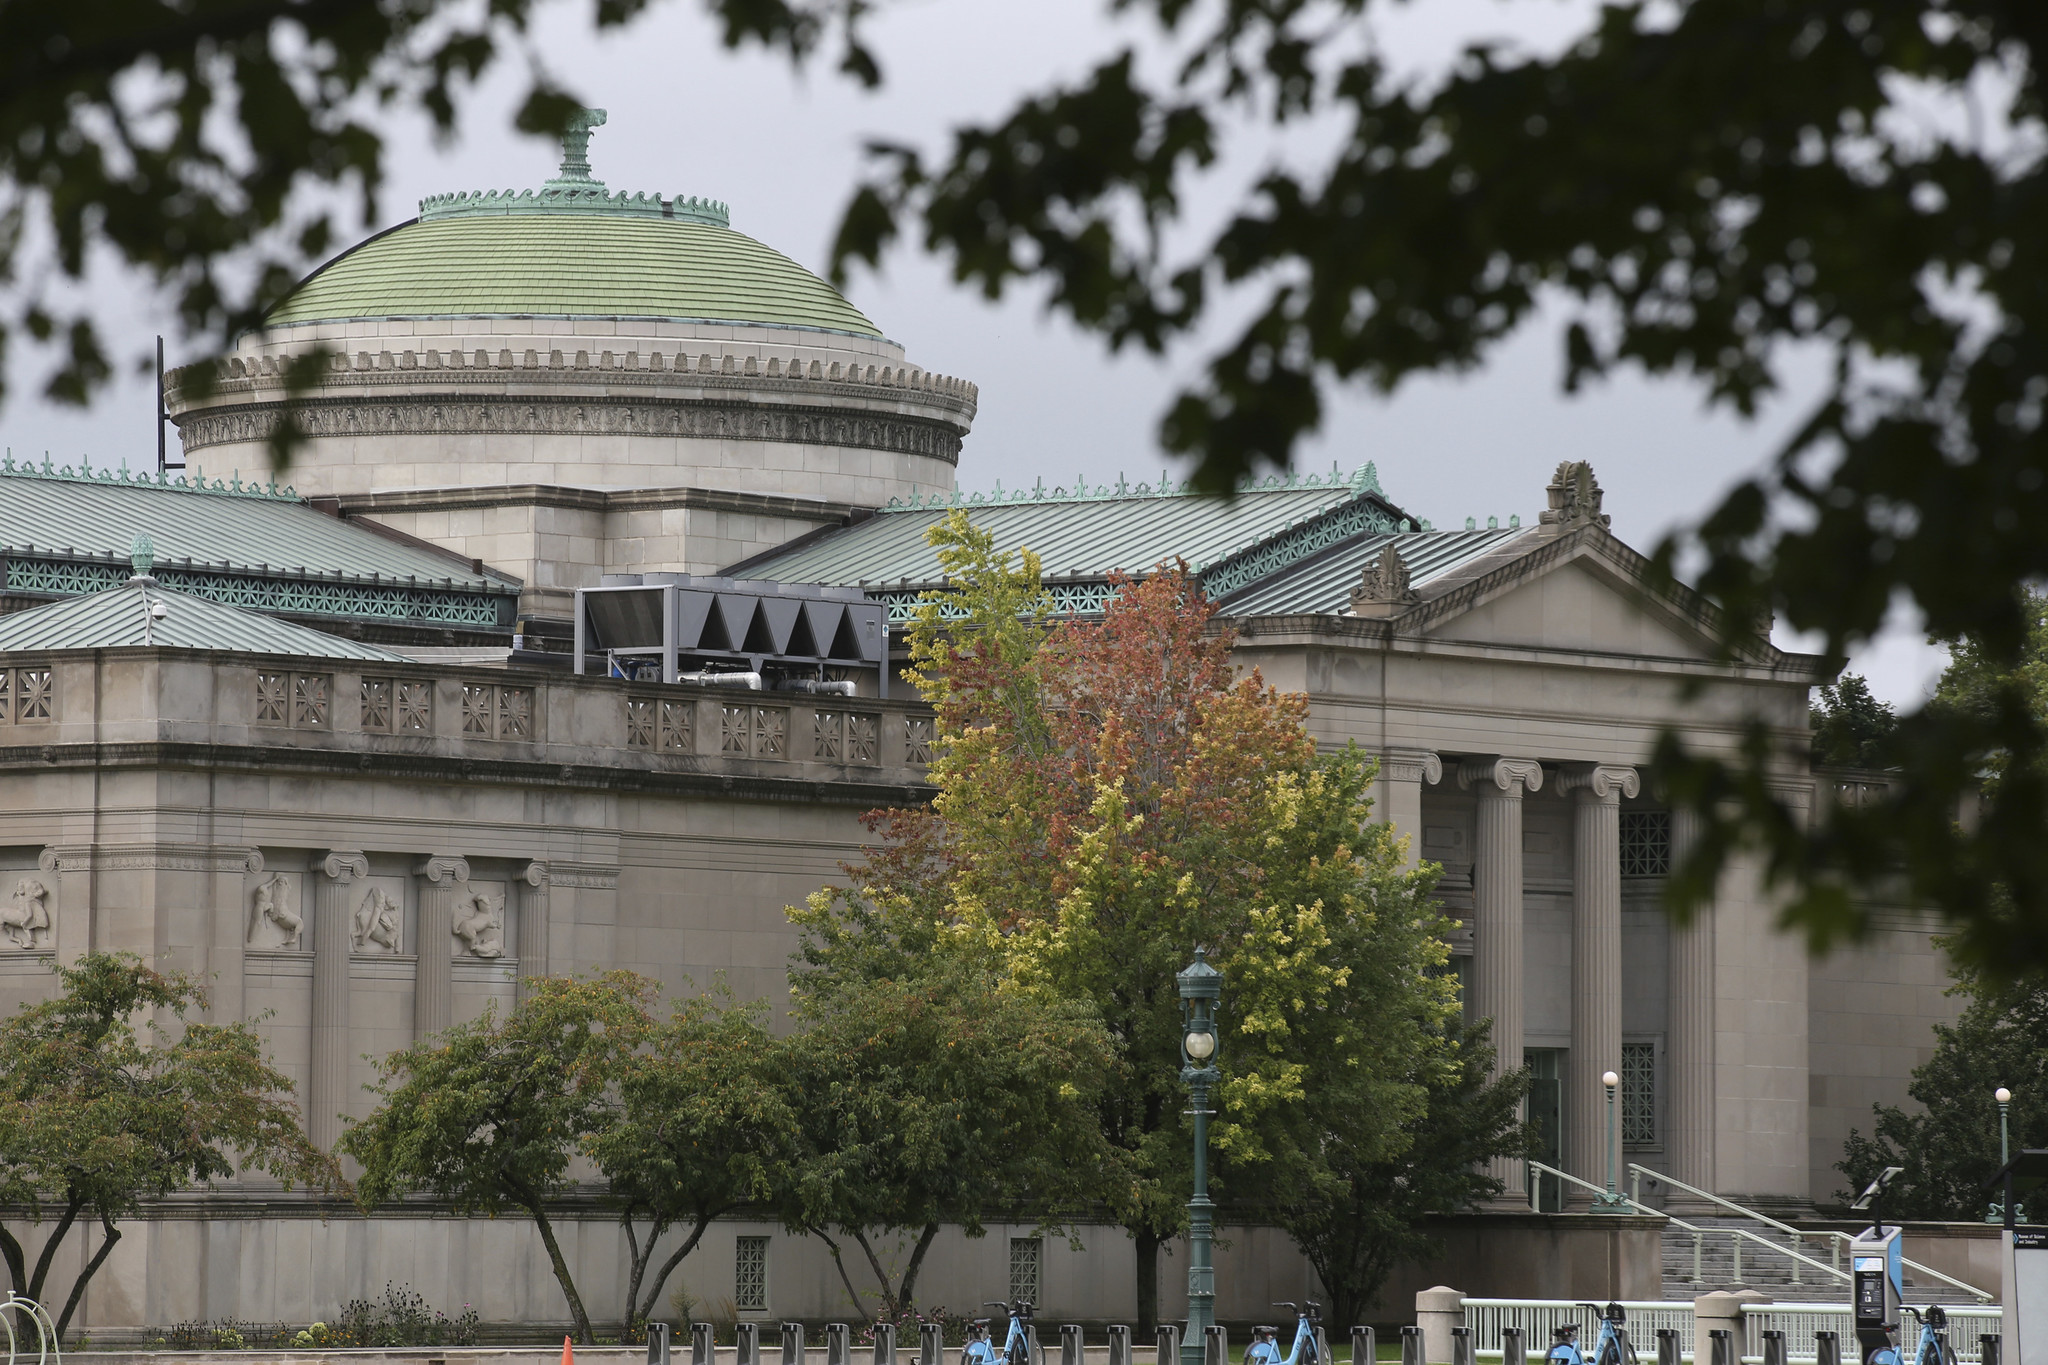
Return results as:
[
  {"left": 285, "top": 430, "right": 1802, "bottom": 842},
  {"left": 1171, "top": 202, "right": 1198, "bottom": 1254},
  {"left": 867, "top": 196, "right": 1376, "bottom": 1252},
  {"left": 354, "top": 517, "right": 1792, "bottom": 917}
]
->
[{"left": 1986, "top": 1149, "right": 2048, "bottom": 1365}]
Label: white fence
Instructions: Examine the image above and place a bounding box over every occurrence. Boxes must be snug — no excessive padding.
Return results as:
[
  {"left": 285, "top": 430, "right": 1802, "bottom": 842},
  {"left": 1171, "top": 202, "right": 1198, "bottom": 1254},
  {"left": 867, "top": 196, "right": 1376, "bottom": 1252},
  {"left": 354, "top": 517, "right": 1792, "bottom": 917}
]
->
[
  {"left": 1459, "top": 1301, "right": 2005, "bottom": 1365},
  {"left": 1461, "top": 1301, "right": 1698, "bottom": 1362},
  {"left": 1742, "top": 1304, "right": 2003, "bottom": 1365}
]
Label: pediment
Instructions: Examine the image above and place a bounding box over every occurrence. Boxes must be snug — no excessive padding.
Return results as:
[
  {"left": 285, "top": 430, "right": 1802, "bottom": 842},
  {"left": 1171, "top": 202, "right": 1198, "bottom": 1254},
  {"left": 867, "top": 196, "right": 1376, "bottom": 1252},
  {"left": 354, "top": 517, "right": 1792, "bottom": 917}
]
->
[{"left": 1417, "top": 554, "right": 1722, "bottom": 660}]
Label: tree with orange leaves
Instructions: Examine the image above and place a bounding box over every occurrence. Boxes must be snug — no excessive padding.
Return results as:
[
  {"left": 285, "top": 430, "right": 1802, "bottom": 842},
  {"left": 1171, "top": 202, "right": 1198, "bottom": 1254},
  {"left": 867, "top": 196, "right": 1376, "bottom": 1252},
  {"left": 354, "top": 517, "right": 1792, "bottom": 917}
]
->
[{"left": 793, "top": 511, "right": 1523, "bottom": 1329}]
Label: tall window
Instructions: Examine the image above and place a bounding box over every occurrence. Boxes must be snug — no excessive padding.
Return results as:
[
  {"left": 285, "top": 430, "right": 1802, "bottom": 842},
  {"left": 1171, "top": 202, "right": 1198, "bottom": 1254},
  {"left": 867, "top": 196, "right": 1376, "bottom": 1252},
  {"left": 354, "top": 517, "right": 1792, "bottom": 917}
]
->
[
  {"left": 1621, "top": 1042, "right": 1657, "bottom": 1146},
  {"left": 1620, "top": 811, "right": 1672, "bottom": 876},
  {"left": 1009, "top": 1236, "right": 1042, "bottom": 1305},
  {"left": 1524, "top": 1049, "right": 1563, "bottom": 1213},
  {"left": 735, "top": 1236, "right": 769, "bottom": 1313}
]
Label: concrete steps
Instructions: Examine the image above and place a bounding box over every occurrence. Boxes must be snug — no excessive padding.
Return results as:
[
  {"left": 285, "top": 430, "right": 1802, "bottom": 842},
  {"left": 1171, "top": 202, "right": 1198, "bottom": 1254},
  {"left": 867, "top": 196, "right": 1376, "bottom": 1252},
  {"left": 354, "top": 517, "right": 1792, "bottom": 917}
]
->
[{"left": 1658, "top": 1218, "right": 1986, "bottom": 1304}]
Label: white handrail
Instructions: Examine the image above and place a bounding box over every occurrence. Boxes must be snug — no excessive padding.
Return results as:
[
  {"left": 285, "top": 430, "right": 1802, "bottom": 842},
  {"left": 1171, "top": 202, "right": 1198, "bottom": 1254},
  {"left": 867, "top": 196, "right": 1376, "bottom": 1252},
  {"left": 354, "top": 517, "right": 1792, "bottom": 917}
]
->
[
  {"left": 1530, "top": 1161, "right": 1846, "bottom": 1283},
  {"left": 1627, "top": 1164, "right": 1994, "bottom": 1304}
]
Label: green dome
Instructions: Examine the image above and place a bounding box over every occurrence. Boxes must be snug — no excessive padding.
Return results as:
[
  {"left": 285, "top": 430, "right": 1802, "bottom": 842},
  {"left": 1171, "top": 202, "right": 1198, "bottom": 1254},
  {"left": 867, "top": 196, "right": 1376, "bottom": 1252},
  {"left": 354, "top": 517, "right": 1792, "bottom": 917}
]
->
[{"left": 266, "top": 212, "right": 884, "bottom": 339}]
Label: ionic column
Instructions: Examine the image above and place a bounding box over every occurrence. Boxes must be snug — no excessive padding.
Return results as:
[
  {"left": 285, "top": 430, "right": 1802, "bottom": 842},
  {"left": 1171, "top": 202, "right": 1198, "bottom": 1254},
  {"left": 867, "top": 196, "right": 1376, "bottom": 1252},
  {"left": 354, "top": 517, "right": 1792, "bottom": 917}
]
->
[
  {"left": 309, "top": 850, "right": 368, "bottom": 1150},
  {"left": 515, "top": 861, "right": 549, "bottom": 1004},
  {"left": 1373, "top": 750, "right": 1442, "bottom": 869},
  {"left": 413, "top": 856, "right": 468, "bottom": 1038},
  {"left": 1667, "top": 806, "right": 1715, "bottom": 1192},
  {"left": 1459, "top": 755, "right": 1544, "bottom": 1199},
  {"left": 1559, "top": 765, "right": 1639, "bottom": 1192}
]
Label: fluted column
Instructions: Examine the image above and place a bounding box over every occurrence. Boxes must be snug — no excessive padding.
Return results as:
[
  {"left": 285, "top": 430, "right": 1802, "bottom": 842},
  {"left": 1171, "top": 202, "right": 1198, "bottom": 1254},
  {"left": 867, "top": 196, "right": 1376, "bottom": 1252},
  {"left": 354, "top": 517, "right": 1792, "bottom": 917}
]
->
[
  {"left": 1559, "top": 765, "right": 1639, "bottom": 1192},
  {"left": 1459, "top": 755, "right": 1544, "bottom": 1200},
  {"left": 413, "top": 856, "right": 468, "bottom": 1038},
  {"left": 515, "top": 861, "right": 549, "bottom": 1004},
  {"left": 1667, "top": 805, "right": 1715, "bottom": 1193},
  {"left": 309, "top": 850, "right": 368, "bottom": 1150},
  {"left": 1374, "top": 750, "right": 1442, "bottom": 869}
]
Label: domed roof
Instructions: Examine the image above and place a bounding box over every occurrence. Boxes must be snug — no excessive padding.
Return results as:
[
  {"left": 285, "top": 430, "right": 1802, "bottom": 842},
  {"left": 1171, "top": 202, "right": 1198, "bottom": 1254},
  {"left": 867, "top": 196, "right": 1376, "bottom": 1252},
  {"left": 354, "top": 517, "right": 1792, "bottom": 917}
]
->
[{"left": 265, "top": 110, "right": 883, "bottom": 340}]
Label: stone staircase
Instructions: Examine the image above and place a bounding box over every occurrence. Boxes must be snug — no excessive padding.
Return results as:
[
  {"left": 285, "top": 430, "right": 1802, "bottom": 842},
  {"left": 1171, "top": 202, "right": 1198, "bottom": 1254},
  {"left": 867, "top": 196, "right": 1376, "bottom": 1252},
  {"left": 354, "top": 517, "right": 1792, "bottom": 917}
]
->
[{"left": 1659, "top": 1217, "right": 1990, "bottom": 1304}]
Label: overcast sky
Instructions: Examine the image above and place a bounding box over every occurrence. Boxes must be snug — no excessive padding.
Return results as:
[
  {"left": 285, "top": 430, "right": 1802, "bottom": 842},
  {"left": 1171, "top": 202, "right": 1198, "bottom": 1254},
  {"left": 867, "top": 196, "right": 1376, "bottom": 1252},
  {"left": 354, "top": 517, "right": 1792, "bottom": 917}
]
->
[{"left": 1, "top": 0, "right": 1947, "bottom": 703}]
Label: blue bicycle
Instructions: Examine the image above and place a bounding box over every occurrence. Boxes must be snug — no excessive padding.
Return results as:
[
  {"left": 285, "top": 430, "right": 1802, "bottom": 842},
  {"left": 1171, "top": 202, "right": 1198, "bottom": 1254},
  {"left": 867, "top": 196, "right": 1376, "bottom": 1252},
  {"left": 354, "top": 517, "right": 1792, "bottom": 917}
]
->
[
  {"left": 965, "top": 1300, "right": 1034, "bottom": 1365},
  {"left": 1897, "top": 1306, "right": 1957, "bottom": 1365},
  {"left": 1546, "top": 1303, "right": 1639, "bottom": 1365},
  {"left": 1264, "top": 1301, "right": 1321, "bottom": 1365}
]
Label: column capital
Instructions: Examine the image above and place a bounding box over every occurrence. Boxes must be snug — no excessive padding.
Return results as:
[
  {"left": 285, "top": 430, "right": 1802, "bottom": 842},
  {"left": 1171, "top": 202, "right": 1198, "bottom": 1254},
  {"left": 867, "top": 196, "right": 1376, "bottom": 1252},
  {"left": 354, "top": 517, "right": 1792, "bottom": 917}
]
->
[
  {"left": 311, "top": 850, "right": 369, "bottom": 883},
  {"left": 1558, "top": 764, "right": 1641, "bottom": 802},
  {"left": 1377, "top": 749, "right": 1443, "bottom": 785},
  {"left": 414, "top": 855, "right": 470, "bottom": 885},
  {"left": 1458, "top": 756, "right": 1544, "bottom": 794},
  {"left": 519, "top": 860, "right": 549, "bottom": 888}
]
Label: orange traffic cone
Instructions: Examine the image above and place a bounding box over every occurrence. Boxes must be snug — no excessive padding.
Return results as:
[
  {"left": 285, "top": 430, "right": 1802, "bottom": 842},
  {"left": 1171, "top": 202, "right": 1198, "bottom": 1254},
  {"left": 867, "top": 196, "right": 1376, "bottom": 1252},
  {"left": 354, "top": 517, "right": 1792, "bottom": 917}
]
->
[{"left": 563, "top": 1336, "right": 575, "bottom": 1365}]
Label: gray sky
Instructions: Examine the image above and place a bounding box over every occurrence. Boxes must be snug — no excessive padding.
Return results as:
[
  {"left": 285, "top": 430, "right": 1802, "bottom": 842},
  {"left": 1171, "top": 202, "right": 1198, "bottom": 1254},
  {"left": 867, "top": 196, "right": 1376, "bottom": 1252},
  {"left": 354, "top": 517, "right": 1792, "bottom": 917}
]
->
[{"left": 1, "top": 0, "right": 1946, "bottom": 703}]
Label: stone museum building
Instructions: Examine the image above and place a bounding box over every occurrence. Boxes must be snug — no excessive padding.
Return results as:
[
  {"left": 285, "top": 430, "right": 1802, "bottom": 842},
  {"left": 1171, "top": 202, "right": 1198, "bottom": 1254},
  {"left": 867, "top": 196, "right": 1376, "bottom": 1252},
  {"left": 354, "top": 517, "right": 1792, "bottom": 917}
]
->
[{"left": 0, "top": 117, "right": 1955, "bottom": 1329}]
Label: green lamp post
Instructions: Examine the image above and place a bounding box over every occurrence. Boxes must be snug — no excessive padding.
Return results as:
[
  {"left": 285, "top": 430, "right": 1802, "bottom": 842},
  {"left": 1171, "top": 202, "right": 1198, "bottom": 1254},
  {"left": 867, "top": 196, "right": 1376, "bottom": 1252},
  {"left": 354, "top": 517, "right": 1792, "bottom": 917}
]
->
[
  {"left": 1177, "top": 949, "right": 1223, "bottom": 1365},
  {"left": 1591, "top": 1069, "right": 1629, "bottom": 1213},
  {"left": 1988, "top": 1087, "right": 2016, "bottom": 1224}
]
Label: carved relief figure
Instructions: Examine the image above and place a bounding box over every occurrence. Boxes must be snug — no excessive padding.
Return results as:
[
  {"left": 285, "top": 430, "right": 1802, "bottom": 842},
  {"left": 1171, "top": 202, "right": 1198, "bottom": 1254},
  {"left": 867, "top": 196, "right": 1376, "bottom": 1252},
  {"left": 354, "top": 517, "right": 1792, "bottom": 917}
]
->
[
  {"left": 352, "top": 888, "right": 402, "bottom": 954},
  {"left": 1, "top": 879, "right": 49, "bottom": 951},
  {"left": 451, "top": 887, "right": 506, "bottom": 959},
  {"left": 246, "top": 874, "right": 303, "bottom": 949}
]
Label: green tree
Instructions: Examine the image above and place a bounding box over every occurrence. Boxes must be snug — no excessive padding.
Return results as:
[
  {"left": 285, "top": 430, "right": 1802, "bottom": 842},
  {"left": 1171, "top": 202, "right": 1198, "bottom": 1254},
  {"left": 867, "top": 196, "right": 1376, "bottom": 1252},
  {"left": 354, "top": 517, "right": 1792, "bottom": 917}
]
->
[
  {"left": 587, "top": 991, "right": 791, "bottom": 1329},
  {"left": 339, "top": 973, "right": 655, "bottom": 1344},
  {"left": 800, "top": 513, "right": 1464, "bottom": 1330},
  {"left": 770, "top": 948, "right": 1116, "bottom": 1319},
  {"left": 1272, "top": 1022, "right": 1527, "bottom": 1327},
  {"left": 0, "top": 953, "right": 340, "bottom": 1335},
  {"left": 1812, "top": 675, "right": 1898, "bottom": 770}
]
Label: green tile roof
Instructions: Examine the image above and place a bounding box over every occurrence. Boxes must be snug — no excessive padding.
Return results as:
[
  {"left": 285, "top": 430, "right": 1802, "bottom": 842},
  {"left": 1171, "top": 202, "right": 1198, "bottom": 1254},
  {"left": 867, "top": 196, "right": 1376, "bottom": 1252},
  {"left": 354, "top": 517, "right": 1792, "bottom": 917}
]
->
[
  {"left": 731, "top": 464, "right": 1427, "bottom": 619},
  {"left": 1213, "top": 526, "right": 1523, "bottom": 615},
  {"left": 266, "top": 214, "right": 884, "bottom": 339},
  {"left": 0, "top": 457, "right": 519, "bottom": 629},
  {"left": 0, "top": 579, "right": 408, "bottom": 660}
]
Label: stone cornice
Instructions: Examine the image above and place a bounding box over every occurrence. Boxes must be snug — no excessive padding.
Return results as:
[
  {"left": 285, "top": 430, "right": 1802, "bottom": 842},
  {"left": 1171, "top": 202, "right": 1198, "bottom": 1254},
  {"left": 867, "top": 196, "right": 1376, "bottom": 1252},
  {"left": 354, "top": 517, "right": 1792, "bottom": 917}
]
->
[
  {"left": 173, "top": 389, "right": 967, "bottom": 464},
  {"left": 337, "top": 482, "right": 866, "bottom": 525},
  {"left": 0, "top": 740, "right": 938, "bottom": 808}
]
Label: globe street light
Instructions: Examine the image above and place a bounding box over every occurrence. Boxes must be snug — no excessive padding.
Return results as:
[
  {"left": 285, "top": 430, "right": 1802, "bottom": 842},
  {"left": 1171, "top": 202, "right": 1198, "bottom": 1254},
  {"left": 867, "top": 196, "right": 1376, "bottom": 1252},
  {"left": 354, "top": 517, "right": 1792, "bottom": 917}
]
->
[
  {"left": 1989, "top": 1087, "right": 2016, "bottom": 1224},
  {"left": 1591, "top": 1070, "right": 1629, "bottom": 1213},
  {"left": 1177, "top": 949, "right": 1223, "bottom": 1365}
]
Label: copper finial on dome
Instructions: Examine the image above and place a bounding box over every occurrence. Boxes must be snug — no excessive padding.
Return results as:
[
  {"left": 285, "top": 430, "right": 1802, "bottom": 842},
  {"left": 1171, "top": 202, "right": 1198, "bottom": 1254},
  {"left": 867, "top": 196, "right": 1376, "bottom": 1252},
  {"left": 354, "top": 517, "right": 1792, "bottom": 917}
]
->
[{"left": 548, "top": 108, "right": 608, "bottom": 188}]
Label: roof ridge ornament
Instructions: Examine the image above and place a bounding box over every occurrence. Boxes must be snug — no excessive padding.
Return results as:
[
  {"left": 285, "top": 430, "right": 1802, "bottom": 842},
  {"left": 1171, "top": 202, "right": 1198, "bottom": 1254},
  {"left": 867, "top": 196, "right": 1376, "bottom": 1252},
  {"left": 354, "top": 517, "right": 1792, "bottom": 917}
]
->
[
  {"left": 1349, "top": 543, "right": 1419, "bottom": 618},
  {"left": 1539, "top": 459, "right": 1611, "bottom": 529},
  {"left": 129, "top": 533, "right": 157, "bottom": 583},
  {"left": 419, "top": 109, "right": 731, "bottom": 226},
  {"left": 547, "top": 108, "right": 608, "bottom": 188}
]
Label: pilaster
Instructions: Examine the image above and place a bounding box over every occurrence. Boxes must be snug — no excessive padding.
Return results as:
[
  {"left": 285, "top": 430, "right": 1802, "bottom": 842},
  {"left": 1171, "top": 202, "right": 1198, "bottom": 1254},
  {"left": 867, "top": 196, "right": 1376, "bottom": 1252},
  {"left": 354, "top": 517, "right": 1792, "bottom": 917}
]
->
[
  {"left": 413, "top": 856, "right": 469, "bottom": 1038},
  {"left": 515, "top": 861, "right": 549, "bottom": 1003},
  {"left": 1458, "top": 755, "right": 1543, "bottom": 1200},
  {"left": 1558, "top": 764, "right": 1639, "bottom": 1195},
  {"left": 1668, "top": 806, "right": 1715, "bottom": 1195},
  {"left": 308, "top": 850, "right": 368, "bottom": 1150}
]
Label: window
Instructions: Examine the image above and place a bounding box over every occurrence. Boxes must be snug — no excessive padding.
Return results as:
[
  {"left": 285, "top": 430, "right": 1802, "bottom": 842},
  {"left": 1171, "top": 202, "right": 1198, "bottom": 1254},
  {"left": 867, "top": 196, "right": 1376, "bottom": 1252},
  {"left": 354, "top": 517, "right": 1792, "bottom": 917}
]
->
[
  {"left": 735, "top": 1236, "right": 769, "bottom": 1313},
  {"left": 1009, "top": 1236, "right": 1042, "bottom": 1306},
  {"left": 815, "top": 710, "right": 879, "bottom": 764},
  {"left": 906, "top": 715, "right": 935, "bottom": 765},
  {"left": 720, "top": 705, "right": 788, "bottom": 759},
  {"left": 460, "top": 684, "right": 534, "bottom": 740},
  {"left": 255, "top": 672, "right": 329, "bottom": 729},
  {"left": 362, "top": 678, "right": 433, "bottom": 734},
  {"left": 1621, "top": 1041, "right": 1657, "bottom": 1146},
  {"left": 1620, "top": 810, "right": 1672, "bottom": 876},
  {"left": 0, "top": 666, "right": 53, "bottom": 725}
]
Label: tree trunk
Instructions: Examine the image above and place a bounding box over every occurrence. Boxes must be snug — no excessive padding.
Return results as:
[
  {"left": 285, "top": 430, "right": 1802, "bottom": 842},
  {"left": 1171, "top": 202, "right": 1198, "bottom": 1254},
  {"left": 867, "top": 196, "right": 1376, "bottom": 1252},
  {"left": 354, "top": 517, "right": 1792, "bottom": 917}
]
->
[
  {"left": 894, "top": 1223, "right": 941, "bottom": 1315},
  {"left": 0, "top": 1224, "right": 28, "bottom": 1300},
  {"left": 25, "top": 1193, "right": 83, "bottom": 1304},
  {"left": 636, "top": 1213, "right": 717, "bottom": 1326},
  {"left": 621, "top": 1214, "right": 672, "bottom": 1327},
  {"left": 517, "top": 1187, "right": 594, "bottom": 1343},
  {"left": 1135, "top": 1228, "right": 1162, "bottom": 1338},
  {"left": 52, "top": 1211, "right": 121, "bottom": 1339}
]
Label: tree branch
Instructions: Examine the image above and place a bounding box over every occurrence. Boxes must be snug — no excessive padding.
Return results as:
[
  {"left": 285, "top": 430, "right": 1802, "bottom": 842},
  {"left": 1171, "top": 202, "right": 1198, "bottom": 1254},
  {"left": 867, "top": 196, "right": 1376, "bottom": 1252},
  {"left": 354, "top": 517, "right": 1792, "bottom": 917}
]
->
[{"left": 51, "top": 1209, "right": 120, "bottom": 1340}]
